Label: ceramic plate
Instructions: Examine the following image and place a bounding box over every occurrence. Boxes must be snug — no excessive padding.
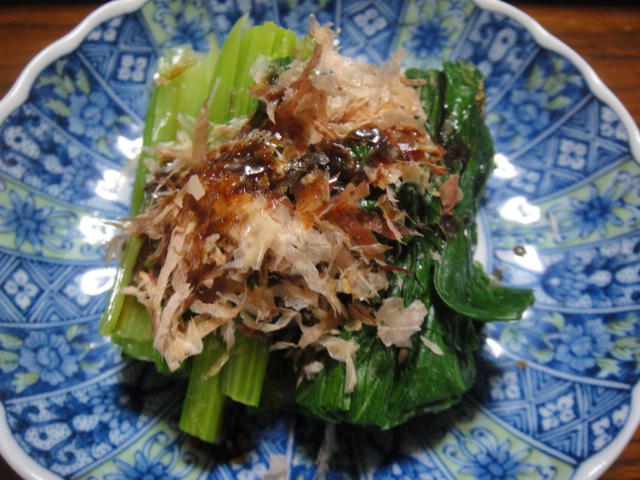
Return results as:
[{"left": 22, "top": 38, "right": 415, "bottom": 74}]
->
[{"left": 0, "top": 0, "right": 638, "bottom": 478}]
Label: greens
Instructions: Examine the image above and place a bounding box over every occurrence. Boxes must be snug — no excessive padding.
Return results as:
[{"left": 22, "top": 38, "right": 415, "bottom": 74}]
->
[
  {"left": 101, "top": 19, "right": 533, "bottom": 442},
  {"left": 293, "top": 62, "right": 533, "bottom": 428},
  {"left": 102, "top": 18, "right": 305, "bottom": 442}
]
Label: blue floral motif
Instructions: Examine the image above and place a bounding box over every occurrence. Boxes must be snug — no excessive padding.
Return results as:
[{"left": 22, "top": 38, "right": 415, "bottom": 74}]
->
[
  {"left": 508, "top": 88, "right": 551, "bottom": 138},
  {"left": 557, "top": 138, "right": 588, "bottom": 171},
  {"left": 207, "top": 0, "right": 276, "bottom": 37},
  {"left": 591, "top": 404, "right": 629, "bottom": 451},
  {"left": 350, "top": 421, "right": 451, "bottom": 479},
  {"left": 281, "top": 0, "right": 333, "bottom": 35},
  {"left": 555, "top": 320, "right": 612, "bottom": 372},
  {"left": 99, "top": 432, "right": 196, "bottom": 480},
  {"left": 472, "top": 350, "right": 634, "bottom": 461},
  {"left": 68, "top": 91, "right": 119, "bottom": 141},
  {"left": 0, "top": 106, "right": 123, "bottom": 214},
  {"left": 546, "top": 171, "right": 639, "bottom": 243},
  {"left": 65, "top": 384, "right": 140, "bottom": 450},
  {"left": 350, "top": 5, "right": 389, "bottom": 38},
  {"left": 404, "top": 18, "right": 454, "bottom": 62},
  {"left": 87, "top": 17, "right": 124, "bottom": 43},
  {"left": 443, "top": 428, "right": 537, "bottom": 479},
  {"left": 0, "top": 190, "right": 76, "bottom": 254},
  {"left": 488, "top": 170, "right": 640, "bottom": 251},
  {"left": 487, "top": 310, "right": 640, "bottom": 384},
  {"left": 30, "top": 55, "right": 136, "bottom": 160},
  {"left": 116, "top": 54, "right": 150, "bottom": 84},
  {"left": 62, "top": 273, "right": 92, "bottom": 307},
  {"left": 3, "top": 269, "right": 39, "bottom": 311},
  {"left": 538, "top": 392, "right": 576, "bottom": 431},
  {"left": 153, "top": 0, "right": 211, "bottom": 52},
  {"left": 3, "top": 124, "right": 40, "bottom": 158},
  {"left": 111, "top": 452, "right": 180, "bottom": 480},
  {"left": 18, "top": 331, "right": 79, "bottom": 386},
  {"left": 0, "top": 254, "right": 116, "bottom": 324},
  {"left": 401, "top": 0, "right": 466, "bottom": 66},
  {"left": 541, "top": 251, "right": 626, "bottom": 308},
  {"left": 511, "top": 233, "right": 640, "bottom": 313},
  {"left": 81, "top": 12, "right": 155, "bottom": 120},
  {"left": 489, "top": 53, "right": 587, "bottom": 152},
  {"left": 599, "top": 106, "right": 629, "bottom": 143},
  {"left": 489, "top": 371, "right": 521, "bottom": 401},
  {"left": 460, "top": 11, "right": 538, "bottom": 105},
  {"left": 5, "top": 362, "right": 181, "bottom": 475},
  {"left": 0, "top": 324, "right": 118, "bottom": 397}
]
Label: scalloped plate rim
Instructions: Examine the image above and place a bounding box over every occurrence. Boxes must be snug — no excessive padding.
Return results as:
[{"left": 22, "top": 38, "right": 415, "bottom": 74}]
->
[{"left": 0, "top": 0, "right": 638, "bottom": 479}]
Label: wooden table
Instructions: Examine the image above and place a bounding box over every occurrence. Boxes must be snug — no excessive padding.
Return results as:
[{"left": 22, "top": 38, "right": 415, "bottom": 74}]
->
[{"left": 0, "top": 1, "right": 637, "bottom": 479}]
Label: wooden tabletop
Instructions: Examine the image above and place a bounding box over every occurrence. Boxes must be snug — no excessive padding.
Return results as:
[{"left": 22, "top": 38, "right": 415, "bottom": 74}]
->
[{"left": 0, "top": 1, "right": 638, "bottom": 479}]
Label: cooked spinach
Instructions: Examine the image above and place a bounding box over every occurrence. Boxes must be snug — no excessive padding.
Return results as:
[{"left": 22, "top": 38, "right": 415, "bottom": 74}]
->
[{"left": 292, "top": 60, "right": 533, "bottom": 428}]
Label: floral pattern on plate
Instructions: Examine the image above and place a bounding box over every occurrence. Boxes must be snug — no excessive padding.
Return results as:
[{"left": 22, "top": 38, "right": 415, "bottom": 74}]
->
[{"left": 0, "top": 0, "right": 638, "bottom": 479}]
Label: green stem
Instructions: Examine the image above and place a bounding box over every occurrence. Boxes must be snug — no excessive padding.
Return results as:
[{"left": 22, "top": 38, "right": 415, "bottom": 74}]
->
[
  {"left": 109, "top": 295, "right": 157, "bottom": 361},
  {"left": 179, "top": 334, "right": 229, "bottom": 443},
  {"left": 220, "top": 330, "right": 270, "bottom": 407},
  {"left": 100, "top": 236, "right": 144, "bottom": 336}
]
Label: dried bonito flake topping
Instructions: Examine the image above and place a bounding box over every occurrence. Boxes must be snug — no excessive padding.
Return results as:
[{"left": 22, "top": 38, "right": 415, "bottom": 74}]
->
[{"left": 120, "top": 22, "right": 455, "bottom": 384}]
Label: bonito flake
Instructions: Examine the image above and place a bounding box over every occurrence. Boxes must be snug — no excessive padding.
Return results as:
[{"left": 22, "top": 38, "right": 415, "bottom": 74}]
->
[{"left": 117, "top": 20, "right": 458, "bottom": 391}]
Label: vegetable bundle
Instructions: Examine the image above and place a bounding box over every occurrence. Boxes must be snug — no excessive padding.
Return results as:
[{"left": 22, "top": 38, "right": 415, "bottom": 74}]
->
[{"left": 101, "top": 18, "right": 533, "bottom": 443}]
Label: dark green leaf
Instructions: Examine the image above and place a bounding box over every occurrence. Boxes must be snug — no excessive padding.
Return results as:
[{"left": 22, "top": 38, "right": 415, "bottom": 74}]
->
[{"left": 435, "top": 230, "right": 534, "bottom": 322}]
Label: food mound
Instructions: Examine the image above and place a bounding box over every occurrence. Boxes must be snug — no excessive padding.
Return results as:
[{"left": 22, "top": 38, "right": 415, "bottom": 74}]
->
[{"left": 102, "top": 17, "right": 533, "bottom": 442}]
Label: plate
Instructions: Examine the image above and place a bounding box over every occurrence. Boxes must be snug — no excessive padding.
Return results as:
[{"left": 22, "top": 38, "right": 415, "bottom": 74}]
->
[{"left": 0, "top": 0, "right": 638, "bottom": 478}]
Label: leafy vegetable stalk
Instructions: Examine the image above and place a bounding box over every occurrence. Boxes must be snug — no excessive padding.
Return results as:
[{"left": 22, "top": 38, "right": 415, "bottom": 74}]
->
[
  {"left": 101, "top": 19, "right": 305, "bottom": 443},
  {"left": 101, "top": 19, "right": 534, "bottom": 443},
  {"left": 293, "top": 61, "right": 533, "bottom": 428}
]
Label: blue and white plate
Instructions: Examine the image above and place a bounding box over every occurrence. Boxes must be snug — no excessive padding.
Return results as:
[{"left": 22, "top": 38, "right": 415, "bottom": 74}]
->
[{"left": 0, "top": 0, "right": 638, "bottom": 478}]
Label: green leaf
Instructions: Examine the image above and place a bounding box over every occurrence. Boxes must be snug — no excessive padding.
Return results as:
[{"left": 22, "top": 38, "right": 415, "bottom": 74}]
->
[
  {"left": 525, "top": 64, "right": 544, "bottom": 91},
  {"left": 607, "top": 315, "right": 635, "bottom": 335},
  {"left": 0, "top": 350, "right": 18, "bottom": 373},
  {"left": 35, "top": 76, "right": 58, "bottom": 88},
  {"left": 76, "top": 69, "right": 91, "bottom": 95},
  {"left": 66, "top": 324, "right": 84, "bottom": 342},
  {"left": 611, "top": 337, "right": 640, "bottom": 361},
  {"left": 544, "top": 77, "right": 566, "bottom": 97},
  {"left": 435, "top": 232, "right": 534, "bottom": 322},
  {"left": 0, "top": 332, "right": 23, "bottom": 350},
  {"left": 596, "top": 357, "right": 621, "bottom": 376},
  {"left": 79, "top": 359, "right": 105, "bottom": 374},
  {"left": 116, "top": 115, "right": 131, "bottom": 125},
  {"left": 97, "top": 138, "right": 110, "bottom": 155},
  {"left": 12, "top": 373, "right": 39, "bottom": 394},
  {"left": 294, "top": 60, "right": 533, "bottom": 429},
  {"left": 529, "top": 346, "right": 554, "bottom": 364},
  {"left": 385, "top": 312, "right": 477, "bottom": 426},
  {"left": 345, "top": 333, "right": 396, "bottom": 425},
  {"left": 405, "top": 68, "right": 444, "bottom": 141},
  {"left": 55, "top": 59, "right": 67, "bottom": 77},
  {"left": 545, "top": 312, "right": 565, "bottom": 331},
  {"left": 62, "top": 75, "right": 76, "bottom": 95},
  {"left": 440, "top": 60, "right": 486, "bottom": 172},
  {"left": 45, "top": 99, "right": 71, "bottom": 116},
  {"left": 546, "top": 95, "right": 571, "bottom": 110},
  {"left": 433, "top": 61, "right": 534, "bottom": 322},
  {"left": 499, "top": 323, "right": 528, "bottom": 351}
]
